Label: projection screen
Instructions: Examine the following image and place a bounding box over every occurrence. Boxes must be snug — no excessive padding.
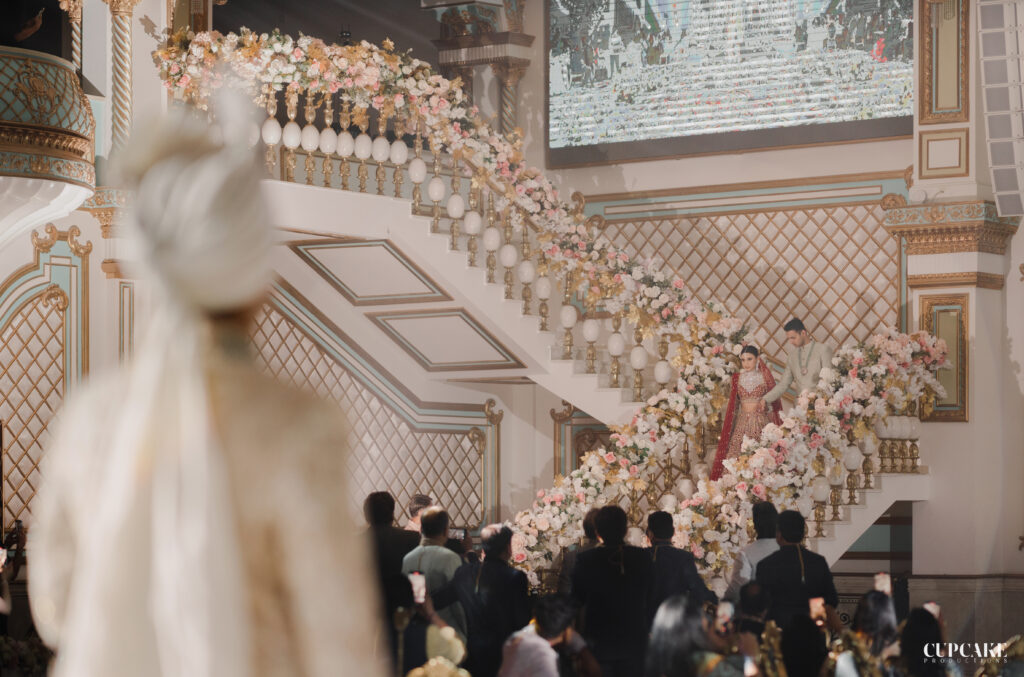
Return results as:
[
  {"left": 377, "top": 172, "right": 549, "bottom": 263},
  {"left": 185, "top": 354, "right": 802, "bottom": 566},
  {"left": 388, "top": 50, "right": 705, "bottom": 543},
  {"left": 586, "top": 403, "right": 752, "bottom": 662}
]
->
[{"left": 546, "top": 0, "right": 915, "bottom": 167}]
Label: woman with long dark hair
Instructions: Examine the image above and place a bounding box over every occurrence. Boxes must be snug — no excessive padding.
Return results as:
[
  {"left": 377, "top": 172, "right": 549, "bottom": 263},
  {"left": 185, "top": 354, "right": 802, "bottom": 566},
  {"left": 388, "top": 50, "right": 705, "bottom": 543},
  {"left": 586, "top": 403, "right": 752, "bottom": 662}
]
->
[
  {"left": 899, "top": 608, "right": 956, "bottom": 677},
  {"left": 852, "top": 590, "right": 900, "bottom": 659},
  {"left": 645, "top": 595, "right": 743, "bottom": 677}
]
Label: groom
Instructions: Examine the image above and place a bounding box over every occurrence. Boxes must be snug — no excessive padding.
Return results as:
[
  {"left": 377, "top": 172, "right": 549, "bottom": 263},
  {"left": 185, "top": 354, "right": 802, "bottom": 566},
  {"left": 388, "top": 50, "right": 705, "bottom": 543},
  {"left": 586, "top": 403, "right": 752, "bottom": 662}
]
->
[{"left": 762, "top": 317, "right": 834, "bottom": 407}]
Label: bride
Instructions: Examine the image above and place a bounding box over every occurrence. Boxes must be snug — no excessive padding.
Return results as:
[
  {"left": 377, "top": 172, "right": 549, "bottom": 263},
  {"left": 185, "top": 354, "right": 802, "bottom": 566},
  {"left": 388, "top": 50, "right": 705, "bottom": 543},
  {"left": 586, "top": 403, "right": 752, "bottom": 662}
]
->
[{"left": 710, "top": 346, "right": 782, "bottom": 480}]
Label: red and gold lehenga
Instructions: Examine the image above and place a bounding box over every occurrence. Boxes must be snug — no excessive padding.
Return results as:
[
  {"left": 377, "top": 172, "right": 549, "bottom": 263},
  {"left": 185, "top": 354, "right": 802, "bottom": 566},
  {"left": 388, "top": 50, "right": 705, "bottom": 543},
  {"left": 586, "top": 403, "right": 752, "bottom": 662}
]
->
[{"left": 710, "top": 360, "right": 782, "bottom": 480}]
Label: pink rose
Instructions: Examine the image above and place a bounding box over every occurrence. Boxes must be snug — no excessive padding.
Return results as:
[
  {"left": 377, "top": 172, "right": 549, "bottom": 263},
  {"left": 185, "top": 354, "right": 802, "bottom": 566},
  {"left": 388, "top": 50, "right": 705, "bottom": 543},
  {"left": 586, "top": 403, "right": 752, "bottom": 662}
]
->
[
  {"left": 736, "top": 482, "right": 748, "bottom": 492},
  {"left": 752, "top": 484, "right": 767, "bottom": 499},
  {"left": 603, "top": 452, "right": 617, "bottom": 463},
  {"left": 618, "top": 458, "right": 630, "bottom": 468},
  {"left": 513, "top": 552, "right": 527, "bottom": 563},
  {"left": 576, "top": 492, "right": 586, "bottom": 502},
  {"left": 536, "top": 489, "right": 546, "bottom": 499},
  {"left": 629, "top": 465, "right": 639, "bottom": 476},
  {"left": 292, "top": 48, "right": 304, "bottom": 59},
  {"left": 692, "top": 545, "right": 705, "bottom": 559}
]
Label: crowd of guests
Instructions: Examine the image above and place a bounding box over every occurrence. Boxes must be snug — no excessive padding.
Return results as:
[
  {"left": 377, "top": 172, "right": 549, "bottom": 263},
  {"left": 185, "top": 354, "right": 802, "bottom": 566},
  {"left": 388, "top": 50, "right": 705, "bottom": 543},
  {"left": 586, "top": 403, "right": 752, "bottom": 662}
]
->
[{"left": 363, "top": 492, "right": 984, "bottom": 677}]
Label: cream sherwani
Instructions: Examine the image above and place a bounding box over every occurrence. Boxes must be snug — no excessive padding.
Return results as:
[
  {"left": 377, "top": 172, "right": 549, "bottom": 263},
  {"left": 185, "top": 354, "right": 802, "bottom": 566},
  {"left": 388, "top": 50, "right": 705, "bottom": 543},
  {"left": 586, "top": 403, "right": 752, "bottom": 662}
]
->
[
  {"left": 763, "top": 340, "right": 834, "bottom": 403},
  {"left": 30, "top": 347, "right": 389, "bottom": 677}
]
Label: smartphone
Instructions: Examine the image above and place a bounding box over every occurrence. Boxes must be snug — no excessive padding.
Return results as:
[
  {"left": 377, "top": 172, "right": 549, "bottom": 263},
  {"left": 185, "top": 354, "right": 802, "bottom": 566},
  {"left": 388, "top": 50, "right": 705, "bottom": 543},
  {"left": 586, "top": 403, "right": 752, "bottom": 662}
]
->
[
  {"left": 408, "top": 572, "right": 426, "bottom": 604},
  {"left": 448, "top": 528, "right": 466, "bottom": 541},
  {"left": 714, "top": 601, "right": 734, "bottom": 635},
  {"left": 923, "top": 601, "right": 941, "bottom": 619},
  {"left": 809, "top": 597, "right": 826, "bottom": 626},
  {"left": 874, "top": 572, "right": 892, "bottom": 596}
]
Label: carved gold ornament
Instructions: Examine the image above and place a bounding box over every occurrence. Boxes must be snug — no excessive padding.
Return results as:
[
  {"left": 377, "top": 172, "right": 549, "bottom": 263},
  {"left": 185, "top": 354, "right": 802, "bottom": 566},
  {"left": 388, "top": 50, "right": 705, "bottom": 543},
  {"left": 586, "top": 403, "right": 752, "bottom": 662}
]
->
[
  {"left": 32, "top": 224, "right": 59, "bottom": 253},
  {"left": 59, "top": 0, "right": 82, "bottom": 21},
  {"left": 41, "top": 284, "right": 69, "bottom": 312},
  {"left": 484, "top": 398, "right": 503, "bottom": 425},
  {"left": 67, "top": 225, "right": 92, "bottom": 257},
  {"left": 102, "top": 0, "right": 142, "bottom": 15}
]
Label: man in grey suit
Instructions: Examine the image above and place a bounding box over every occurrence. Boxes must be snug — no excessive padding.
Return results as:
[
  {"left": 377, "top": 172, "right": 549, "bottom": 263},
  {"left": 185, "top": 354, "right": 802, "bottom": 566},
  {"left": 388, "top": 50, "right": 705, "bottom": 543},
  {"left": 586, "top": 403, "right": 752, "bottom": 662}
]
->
[{"left": 763, "top": 317, "right": 834, "bottom": 407}]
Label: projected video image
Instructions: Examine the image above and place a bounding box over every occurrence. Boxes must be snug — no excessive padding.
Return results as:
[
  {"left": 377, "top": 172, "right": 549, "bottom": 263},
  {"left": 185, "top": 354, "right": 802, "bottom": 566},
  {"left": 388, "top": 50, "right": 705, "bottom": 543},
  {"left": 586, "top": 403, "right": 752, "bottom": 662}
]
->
[{"left": 547, "top": 0, "right": 914, "bottom": 156}]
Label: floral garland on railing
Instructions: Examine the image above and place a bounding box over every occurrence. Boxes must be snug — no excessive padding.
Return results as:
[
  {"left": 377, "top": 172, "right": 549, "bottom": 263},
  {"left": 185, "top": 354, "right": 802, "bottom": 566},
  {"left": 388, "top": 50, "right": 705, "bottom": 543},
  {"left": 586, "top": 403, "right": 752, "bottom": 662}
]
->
[
  {"left": 154, "top": 29, "right": 948, "bottom": 592},
  {"left": 514, "top": 328, "right": 946, "bottom": 592}
]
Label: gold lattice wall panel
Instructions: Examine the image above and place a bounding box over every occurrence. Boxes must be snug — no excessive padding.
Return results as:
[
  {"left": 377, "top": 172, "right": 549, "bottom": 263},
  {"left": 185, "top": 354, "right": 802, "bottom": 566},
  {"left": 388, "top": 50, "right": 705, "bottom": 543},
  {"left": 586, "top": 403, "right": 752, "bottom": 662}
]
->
[
  {"left": 1, "top": 294, "right": 65, "bottom": 527},
  {"left": 601, "top": 204, "right": 899, "bottom": 359},
  {"left": 250, "top": 306, "right": 483, "bottom": 527}
]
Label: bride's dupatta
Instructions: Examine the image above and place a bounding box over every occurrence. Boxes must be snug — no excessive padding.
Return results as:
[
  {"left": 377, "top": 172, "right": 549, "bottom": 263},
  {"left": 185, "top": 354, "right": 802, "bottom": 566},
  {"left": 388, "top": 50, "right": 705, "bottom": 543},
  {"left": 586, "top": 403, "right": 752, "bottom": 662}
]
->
[{"left": 709, "top": 359, "right": 782, "bottom": 480}]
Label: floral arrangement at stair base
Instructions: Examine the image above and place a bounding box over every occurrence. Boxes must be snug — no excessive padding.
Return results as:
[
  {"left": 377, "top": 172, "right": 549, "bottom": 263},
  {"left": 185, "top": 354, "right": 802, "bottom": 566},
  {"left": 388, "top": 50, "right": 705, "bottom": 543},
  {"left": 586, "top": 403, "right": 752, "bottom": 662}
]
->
[{"left": 153, "top": 30, "right": 949, "bottom": 591}]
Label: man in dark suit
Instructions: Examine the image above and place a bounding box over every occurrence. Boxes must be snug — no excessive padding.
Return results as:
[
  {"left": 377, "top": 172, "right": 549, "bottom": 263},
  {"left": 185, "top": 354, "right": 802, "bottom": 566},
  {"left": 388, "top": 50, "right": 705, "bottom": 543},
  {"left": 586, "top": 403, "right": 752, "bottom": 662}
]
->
[
  {"left": 365, "top": 491, "right": 422, "bottom": 583},
  {"left": 433, "top": 524, "right": 531, "bottom": 677},
  {"left": 645, "top": 510, "right": 717, "bottom": 622},
  {"left": 570, "top": 505, "right": 653, "bottom": 677},
  {"left": 755, "top": 510, "right": 840, "bottom": 631},
  {"left": 557, "top": 507, "right": 599, "bottom": 594}
]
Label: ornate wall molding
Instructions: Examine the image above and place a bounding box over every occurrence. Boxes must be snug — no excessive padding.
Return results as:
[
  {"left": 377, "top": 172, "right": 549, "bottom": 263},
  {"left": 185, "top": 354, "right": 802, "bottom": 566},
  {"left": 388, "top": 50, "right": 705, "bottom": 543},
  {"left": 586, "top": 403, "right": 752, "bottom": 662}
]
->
[
  {"left": 907, "top": 272, "right": 1005, "bottom": 290},
  {"left": 253, "top": 280, "right": 503, "bottom": 526},
  {"left": 918, "top": 293, "right": 968, "bottom": 422},
  {"left": 550, "top": 400, "right": 609, "bottom": 479},
  {"left": 0, "top": 226, "right": 91, "bottom": 527},
  {"left": 919, "top": 0, "right": 970, "bottom": 124},
  {"left": 884, "top": 201, "right": 1020, "bottom": 255}
]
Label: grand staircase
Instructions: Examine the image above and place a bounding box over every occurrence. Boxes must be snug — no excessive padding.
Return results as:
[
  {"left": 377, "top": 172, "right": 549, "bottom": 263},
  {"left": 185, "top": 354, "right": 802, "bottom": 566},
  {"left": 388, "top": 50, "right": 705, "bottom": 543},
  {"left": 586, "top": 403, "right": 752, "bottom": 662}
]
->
[{"left": 262, "top": 140, "right": 932, "bottom": 564}]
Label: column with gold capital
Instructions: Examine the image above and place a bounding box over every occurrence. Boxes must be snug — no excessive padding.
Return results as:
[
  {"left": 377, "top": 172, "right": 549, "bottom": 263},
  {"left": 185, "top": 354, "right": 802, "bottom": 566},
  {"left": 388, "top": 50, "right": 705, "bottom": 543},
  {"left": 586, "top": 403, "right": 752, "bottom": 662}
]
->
[
  {"left": 58, "top": 0, "right": 83, "bottom": 73},
  {"left": 103, "top": 0, "right": 143, "bottom": 151},
  {"left": 490, "top": 59, "right": 529, "bottom": 138}
]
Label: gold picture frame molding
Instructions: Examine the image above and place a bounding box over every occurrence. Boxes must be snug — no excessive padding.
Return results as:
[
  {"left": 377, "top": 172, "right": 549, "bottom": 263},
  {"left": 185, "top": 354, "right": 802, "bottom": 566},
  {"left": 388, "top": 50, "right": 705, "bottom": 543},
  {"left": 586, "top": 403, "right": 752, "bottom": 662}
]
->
[
  {"left": 918, "top": 293, "right": 968, "bottom": 422},
  {"left": 919, "top": 0, "right": 970, "bottom": 124}
]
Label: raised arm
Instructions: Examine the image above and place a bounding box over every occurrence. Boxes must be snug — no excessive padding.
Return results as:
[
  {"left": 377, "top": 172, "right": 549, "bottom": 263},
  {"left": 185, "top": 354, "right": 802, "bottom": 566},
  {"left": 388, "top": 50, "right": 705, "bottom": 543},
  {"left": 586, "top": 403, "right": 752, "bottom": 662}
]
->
[{"left": 763, "top": 357, "right": 794, "bottom": 404}]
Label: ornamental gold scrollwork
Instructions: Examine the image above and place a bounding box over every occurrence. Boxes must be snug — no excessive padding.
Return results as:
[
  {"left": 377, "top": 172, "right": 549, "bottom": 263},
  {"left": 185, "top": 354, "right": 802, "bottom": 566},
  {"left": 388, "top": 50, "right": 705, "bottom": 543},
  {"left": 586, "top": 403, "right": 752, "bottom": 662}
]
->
[
  {"left": 67, "top": 225, "right": 93, "bottom": 257},
  {"left": 13, "top": 62, "right": 58, "bottom": 125},
  {"left": 903, "top": 165, "right": 914, "bottom": 190},
  {"left": 549, "top": 399, "right": 575, "bottom": 423},
  {"left": 880, "top": 193, "right": 907, "bottom": 210},
  {"left": 484, "top": 398, "right": 503, "bottom": 426},
  {"left": 467, "top": 427, "right": 487, "bottom": 458},
  {"left": 569, "top": 191, "right": 586, "bottom": 223},
  {"left": 41, "top": 284, "right": 69, "bottom": 312},
  {"left": 32, "top": 224, "right": 59, "bottom": 252}
]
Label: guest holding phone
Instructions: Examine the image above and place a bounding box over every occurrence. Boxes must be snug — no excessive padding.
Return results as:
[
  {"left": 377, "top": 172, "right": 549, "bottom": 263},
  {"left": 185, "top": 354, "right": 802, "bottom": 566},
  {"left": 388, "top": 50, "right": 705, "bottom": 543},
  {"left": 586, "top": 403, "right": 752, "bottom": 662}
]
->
[{"left": 401, "top": 507, "right": 467, "bottom": 641}]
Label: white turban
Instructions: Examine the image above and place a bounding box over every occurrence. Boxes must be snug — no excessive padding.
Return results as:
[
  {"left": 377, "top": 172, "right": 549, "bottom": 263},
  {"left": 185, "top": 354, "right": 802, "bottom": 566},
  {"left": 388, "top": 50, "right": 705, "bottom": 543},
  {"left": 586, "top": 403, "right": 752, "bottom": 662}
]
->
[{"left": 118, "top": 108, "right": 273, "bottom": 311}]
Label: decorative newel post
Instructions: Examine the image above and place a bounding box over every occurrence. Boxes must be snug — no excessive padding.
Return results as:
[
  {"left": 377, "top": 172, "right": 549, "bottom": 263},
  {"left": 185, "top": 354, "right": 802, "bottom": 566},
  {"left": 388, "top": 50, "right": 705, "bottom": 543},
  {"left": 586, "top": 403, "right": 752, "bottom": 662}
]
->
[{"left": 104, "top": 0, "right": 143, "bottom": 151}]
